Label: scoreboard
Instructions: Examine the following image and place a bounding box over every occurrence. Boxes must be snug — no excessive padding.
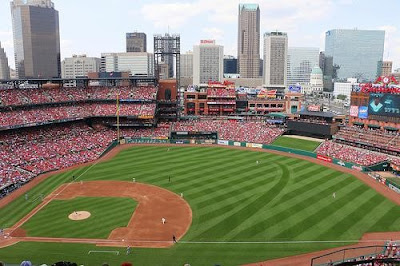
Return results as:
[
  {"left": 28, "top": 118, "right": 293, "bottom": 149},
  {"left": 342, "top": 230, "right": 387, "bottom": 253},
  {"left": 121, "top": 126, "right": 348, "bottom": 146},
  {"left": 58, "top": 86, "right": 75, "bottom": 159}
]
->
[{"left": 368, "top": 93, "right": 400, "bottom": 118}]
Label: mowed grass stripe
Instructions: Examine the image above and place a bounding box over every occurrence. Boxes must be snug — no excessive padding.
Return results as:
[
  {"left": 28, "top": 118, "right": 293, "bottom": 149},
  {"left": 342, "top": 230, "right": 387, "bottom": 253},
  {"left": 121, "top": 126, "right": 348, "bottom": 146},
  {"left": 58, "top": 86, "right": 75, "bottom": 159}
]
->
[
  {"left": 0, "top": 169, "right": 86, "bottom": 226},
  {"left": 4, "top": 146, "right": 400, "bottom": 266},
  {"left": 189, "top": 163, "right": 281, "bottom": 204},
  {"left": 272, "top": 171, "right": 348, "bottom": 207},
  {"left": 271, "top": 183, "right": 372, "bottom": 241},
  {"left": 145, "top": 153, "right": 282, "bottom": 191},
  {"left": 172, "top": 157, "right": 290, "bottom": 198},
  {"left": 226, "top": 173, "right": 352, "bottom": 240},
  {"left": 230, "top": 176, "right": 357, "bottom": 240},
  {"left": 315, "top": 192, "right": 386, "bottom": 240},
  {"left": 93, "top": 148, "right": 256, "bottom": 183},
  {"left": 23, "top": 197, "right": 137, "bottom": 239},
  {"left": 195, "top": 167, "right": 282, "bottom": 219},
  {"left": 192, "top": 164, "right": 289, "bottom": 240}
]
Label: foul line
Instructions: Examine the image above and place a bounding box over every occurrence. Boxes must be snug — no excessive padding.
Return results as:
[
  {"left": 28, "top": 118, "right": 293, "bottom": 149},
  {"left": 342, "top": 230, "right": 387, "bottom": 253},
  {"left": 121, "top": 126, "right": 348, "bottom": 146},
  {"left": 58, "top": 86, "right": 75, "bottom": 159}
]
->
[
  {"left": 88, "top": 250, "right": 119, "bottom": 255},
  {"left": 7, "top": 160, "right": 101, "bottom": 234},
  {"left": 177, "top": 240, "right": 397, "bottom": 244}
]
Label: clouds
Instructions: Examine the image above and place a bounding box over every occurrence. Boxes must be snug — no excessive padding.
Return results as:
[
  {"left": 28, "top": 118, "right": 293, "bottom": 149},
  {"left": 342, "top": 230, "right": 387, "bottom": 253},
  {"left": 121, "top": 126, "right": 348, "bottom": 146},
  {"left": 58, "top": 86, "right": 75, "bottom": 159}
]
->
[
  {"left": 140, "top": 0, "right": 336, "bottom": 31},
  {"left": 202, "top": 27, "right": 224, "bottom": 42},
  {"left": 0, "top": 0, "right": 398, "bottom": 69},
  {"left": 140, "top": 2, "right": 202, "bottom": 30},
  {"left": 378, "top": 26, "right": 400, "bottom": 68}
]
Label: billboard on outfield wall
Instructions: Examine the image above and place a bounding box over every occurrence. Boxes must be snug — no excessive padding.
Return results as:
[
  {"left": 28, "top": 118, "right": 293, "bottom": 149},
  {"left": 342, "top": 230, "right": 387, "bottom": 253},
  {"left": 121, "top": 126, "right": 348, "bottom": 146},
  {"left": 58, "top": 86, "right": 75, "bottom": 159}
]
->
[
  {"left": 218, "top": 140, "right": 229, "bottom": 146},
  {"left": 350, "top": 106, "right": 359, "bottom": 117},
  {"left": 317, "top": 154, "right": 332, "bottom": 163},
  {"left": 234, "top": 142, "right": 241, "bottom": 147}
]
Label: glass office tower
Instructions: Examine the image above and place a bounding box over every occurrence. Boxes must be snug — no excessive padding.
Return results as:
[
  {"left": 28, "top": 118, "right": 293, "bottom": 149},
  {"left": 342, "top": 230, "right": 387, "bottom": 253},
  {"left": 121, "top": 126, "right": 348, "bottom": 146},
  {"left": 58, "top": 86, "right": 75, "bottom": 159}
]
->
[
  {"left": 325, "top": 29, "right": 385, "bottom": 82},
  {"left": 11, "top": 0, "right": 61, "bottom": 79}
]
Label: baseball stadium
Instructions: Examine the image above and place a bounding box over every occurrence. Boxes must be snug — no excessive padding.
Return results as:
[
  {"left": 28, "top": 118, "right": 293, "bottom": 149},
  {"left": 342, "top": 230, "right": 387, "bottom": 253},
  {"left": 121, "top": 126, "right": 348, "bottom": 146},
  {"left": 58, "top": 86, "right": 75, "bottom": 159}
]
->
[{"left": 1, "top": 75, "right": 400, "bottom": 266}]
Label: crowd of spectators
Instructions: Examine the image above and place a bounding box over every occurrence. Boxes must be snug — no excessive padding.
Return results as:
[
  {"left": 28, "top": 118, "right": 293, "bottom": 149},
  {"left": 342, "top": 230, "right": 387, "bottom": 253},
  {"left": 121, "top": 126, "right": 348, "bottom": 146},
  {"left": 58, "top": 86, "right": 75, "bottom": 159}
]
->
[
  {"left": 172, "top": 120, "right": 284, "bottom": 144},
  {"left": 335, "top": 126, "right": 400, "bottom": 153},
  {"left": 0, "top": 86, "right": 157, "bottom": 107},
  {"left": 0, "top": 122, "right": 174, "bottom": 195},
  {"left": 317, "top": 141, "right": 400, "bottom": 166},
  {"left": 328, "top": 241, "right": 400, "bottom": 266},
  {"left": 0, "top": 123, "right": 117, "bottom": 190},
  {"left": 207, "top": 88, "right": 236, "bottom": 98},
  {"left": 0, "top": 103, "right": 156, "bottom": 128}
]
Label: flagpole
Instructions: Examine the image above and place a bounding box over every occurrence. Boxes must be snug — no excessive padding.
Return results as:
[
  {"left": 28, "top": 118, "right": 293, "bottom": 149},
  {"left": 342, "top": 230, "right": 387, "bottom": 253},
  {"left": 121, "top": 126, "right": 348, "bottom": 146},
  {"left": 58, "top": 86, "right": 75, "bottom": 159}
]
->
[{"left": 117, "top": 90, "right": 120, "bottom": 143}]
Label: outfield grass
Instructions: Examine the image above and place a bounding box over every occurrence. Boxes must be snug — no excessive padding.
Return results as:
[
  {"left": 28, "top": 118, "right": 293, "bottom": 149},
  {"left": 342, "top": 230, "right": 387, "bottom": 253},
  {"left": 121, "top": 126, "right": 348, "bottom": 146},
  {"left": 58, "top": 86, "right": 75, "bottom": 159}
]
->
[
  {"left": 272, "top": 136, "right": 322, "bottom": 151},
  {"left": 22, "top": 197, "right": 137, "bottom": 238},
  {"left": 1, "top": 146, "right": 400, "bottom": 266}
]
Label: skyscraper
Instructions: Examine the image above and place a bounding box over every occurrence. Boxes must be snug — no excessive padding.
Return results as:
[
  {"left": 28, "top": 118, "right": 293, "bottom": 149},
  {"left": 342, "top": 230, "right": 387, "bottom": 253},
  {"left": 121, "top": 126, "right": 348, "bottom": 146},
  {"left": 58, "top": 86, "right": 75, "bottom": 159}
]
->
[
  {"left": 263, "top": 32, "right": 288, "bottom": 89},
  {"left": 61, "top": 55, "right": 100, "bottom": 79},
  {"left": 193, "top": 40, "right": 224, "bottom": 85},
  {"left": 0, "top": 42, "right": 10, "bottom": 80},
  {"left": 180, "top": 51, "right": 193, "bottom": 78},
  {"left": 287, "top": 47, "right": 319, "bottom": 86},
  {"left": 238, "top": 3, "right": 260, "bottom": 78},
  {"left": 126, "top": 32, "right": 147, "bottom": 52},
  {"left": 325, "top": 29, "right": 385, "bottom": 82},
  {"left": 11, "top": 0, "right": 61, "bottom": 79},
  {"left": 100, "top": 52, "right": 154, "bottom": 76},
  {"left": 378, "top": 61, "right": 393, "bottom": 77},
  {"left": 223, "top": 55, "right": 238, "bottom": 74}
]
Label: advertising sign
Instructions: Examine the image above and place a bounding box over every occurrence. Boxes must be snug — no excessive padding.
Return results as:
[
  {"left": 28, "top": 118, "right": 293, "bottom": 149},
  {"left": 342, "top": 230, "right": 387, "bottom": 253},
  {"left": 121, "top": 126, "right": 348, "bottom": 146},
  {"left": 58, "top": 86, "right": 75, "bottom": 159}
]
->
[
  {"left": 218, "top": 140, "right": 229, "bottom": 146},
  {"left": 288, "top": 85, "right": 302, "bottom": 93},
  {"left": 317, "top": 155, "right": 332, "bottom": 163},
  {"left": 307, "top": 105, "right": 321, "bottom": 112},
  {"left": 349, "top": 106, "right": 359, "bottom": 117},
  {"left": 358, "top": 106, "right": 368, "bottom": 119}
]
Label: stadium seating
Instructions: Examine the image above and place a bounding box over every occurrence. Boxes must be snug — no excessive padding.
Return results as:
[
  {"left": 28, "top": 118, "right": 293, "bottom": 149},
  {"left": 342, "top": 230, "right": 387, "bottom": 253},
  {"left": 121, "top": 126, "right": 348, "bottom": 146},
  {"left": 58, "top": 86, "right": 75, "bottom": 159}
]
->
[
  {"left": 0, "top": 86, "right": 157, "bottom": 107},
  {"left": 335, "top": 126, "right": 400, "bottom": 153},
  {"left": 0, "top": 123, "right": 161, "bottom": 195},
  {"left": 172, "top": 120, "right": 284, "bottom": 144},
  {"left": 316, "top": 140, "right": 399, "bottom": 166},
  {"left": 207, "top": 88, "right": 236, "bottom": 98},
  {"left": 0, "top": 103, "right": 156, "bottom": 128}
]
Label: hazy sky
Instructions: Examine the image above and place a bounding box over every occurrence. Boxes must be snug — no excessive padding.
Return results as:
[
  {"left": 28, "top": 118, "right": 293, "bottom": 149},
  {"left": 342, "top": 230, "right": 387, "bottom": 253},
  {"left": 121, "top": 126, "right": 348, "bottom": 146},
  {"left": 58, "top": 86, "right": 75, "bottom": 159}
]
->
[{"left": 0, "top": 0, "right": 399, "bottom": 69}]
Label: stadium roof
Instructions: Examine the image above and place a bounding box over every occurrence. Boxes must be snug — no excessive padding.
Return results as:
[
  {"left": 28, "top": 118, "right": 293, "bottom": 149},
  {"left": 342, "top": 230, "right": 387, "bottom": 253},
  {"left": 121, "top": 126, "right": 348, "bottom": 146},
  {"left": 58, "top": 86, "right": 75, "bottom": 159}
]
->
[{"left": 298, "top": 110, "right": 336, "bottom": 118}]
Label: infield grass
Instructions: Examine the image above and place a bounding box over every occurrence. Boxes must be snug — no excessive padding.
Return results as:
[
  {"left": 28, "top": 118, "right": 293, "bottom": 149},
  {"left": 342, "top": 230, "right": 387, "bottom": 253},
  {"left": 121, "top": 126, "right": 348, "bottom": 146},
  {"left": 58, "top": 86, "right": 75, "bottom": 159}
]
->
[
  {"left": 1, "top": 146, "right": 400, "bottom": 266},
  {"left": 272, "top": 135, "right": 322, "bottom": 151},
  {"left": 22, "top": 197, "right": 137, "bottom": 238}
]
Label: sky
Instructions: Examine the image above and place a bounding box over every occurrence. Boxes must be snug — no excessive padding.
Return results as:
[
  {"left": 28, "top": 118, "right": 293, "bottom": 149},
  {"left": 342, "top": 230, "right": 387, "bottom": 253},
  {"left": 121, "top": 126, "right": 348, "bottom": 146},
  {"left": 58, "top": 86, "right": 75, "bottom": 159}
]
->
[{"left": 0, "top": 0, "right": 399, "bottom": 70}]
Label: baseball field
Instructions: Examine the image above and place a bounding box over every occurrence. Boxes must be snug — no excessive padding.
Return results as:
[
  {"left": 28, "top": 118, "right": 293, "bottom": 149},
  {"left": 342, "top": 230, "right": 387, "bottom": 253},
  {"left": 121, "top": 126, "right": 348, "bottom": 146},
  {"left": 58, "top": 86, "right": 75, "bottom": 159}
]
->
[{"left": 1, "top": 145, "right": 400, "bottom": 265}]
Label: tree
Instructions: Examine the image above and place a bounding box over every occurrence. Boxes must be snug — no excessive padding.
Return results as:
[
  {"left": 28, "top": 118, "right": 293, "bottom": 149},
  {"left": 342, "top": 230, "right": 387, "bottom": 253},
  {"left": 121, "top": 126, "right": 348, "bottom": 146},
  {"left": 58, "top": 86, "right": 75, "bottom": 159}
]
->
[{"left": 336, "top": 94, "right": 347, "bottom": 101}]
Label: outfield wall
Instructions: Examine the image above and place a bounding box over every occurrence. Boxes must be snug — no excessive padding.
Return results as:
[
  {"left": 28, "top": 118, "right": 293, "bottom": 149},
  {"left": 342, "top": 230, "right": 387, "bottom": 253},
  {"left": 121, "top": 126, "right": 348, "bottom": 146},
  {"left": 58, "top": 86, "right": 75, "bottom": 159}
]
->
[
  {"left": 122, "top": 137, "right": 400, "bottom": 194},
  {"left": 124, "top": 137, "right": 365, "bottom": 172}
]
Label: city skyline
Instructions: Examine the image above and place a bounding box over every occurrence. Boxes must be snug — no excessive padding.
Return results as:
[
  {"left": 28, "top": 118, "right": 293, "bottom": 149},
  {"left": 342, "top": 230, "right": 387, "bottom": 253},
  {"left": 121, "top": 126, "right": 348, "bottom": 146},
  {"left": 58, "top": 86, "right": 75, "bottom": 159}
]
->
[{"left": 0, "top": 0, "right": 399, "bottom": 70}]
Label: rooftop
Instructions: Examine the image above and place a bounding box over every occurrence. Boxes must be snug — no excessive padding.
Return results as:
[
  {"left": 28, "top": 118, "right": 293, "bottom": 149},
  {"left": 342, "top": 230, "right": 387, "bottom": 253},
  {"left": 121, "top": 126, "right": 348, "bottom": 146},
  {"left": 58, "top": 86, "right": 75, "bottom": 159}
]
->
[
  {"left": 239, "top": 3, "right": 259, "bottom": 11},
  {"left": 311, "top": 66, "right": 323, "bottom": 75}
]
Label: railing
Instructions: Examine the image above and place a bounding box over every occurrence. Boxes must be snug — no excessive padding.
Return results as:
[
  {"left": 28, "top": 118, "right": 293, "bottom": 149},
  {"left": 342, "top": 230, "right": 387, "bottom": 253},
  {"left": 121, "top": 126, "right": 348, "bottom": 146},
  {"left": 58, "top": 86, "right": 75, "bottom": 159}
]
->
[{"left": 310, "top": 245, "right": 387, "bottom": 266}]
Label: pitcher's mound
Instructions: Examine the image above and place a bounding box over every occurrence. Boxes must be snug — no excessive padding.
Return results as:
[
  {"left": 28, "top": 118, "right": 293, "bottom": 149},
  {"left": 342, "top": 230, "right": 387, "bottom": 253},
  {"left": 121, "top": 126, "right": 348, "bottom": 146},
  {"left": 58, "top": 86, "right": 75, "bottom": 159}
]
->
[{"left": 68, "top": 211, "right": 91, "bottom": 221}]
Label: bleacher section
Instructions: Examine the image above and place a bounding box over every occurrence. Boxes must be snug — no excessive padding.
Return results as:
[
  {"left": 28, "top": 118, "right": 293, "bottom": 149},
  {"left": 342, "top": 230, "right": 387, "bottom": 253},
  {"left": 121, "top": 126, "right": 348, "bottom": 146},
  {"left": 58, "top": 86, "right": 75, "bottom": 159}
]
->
[
  {"left": 334, "top": 126, "right": 400, "bottom": 154},
  {"left": 0, "top": 86, "right": 157, "bottom": 107},
  {"left": 172, "top": 120, "right": 284, "bottom": 144}
]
